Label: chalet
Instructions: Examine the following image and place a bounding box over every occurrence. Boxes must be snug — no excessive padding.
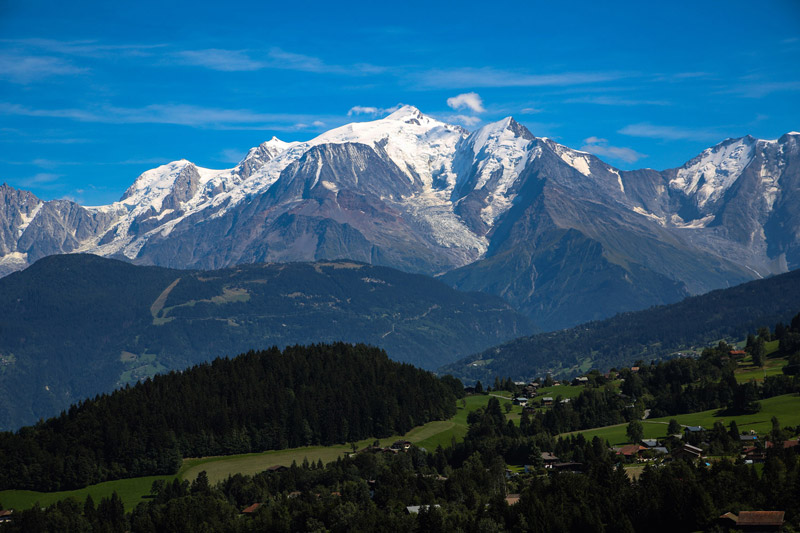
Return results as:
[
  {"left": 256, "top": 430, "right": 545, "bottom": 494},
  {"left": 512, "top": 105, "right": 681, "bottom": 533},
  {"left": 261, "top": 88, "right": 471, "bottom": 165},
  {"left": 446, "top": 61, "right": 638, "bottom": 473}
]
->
[
  {"left": 573, "top": 376, "right": 589, "bottom": 385},
  {"left": 541, "top": 451, "right": 560, "bottom": 468},
  {"left": 630, "top": 366, "right": 640, "bottom": 373},
  {"left": 390, "top": 440, "right": 413, "bottom": 452},
  {"left": 719, "top": 510, "right": 785, "bottom": 532},
  {"left": 513, "top": 397, "right": 528, "bottom": 406},
  {"left": 241, "top": 503, "right": 261, "bottom": 515},
  {"left": 641, "top": 439, "right": 659, "bottom": 448},
  {"left": 0, "top": 510, "right": 13, "bottom": 524},
  {"left": 684, "top": 426, "right": 705, "bottom": 438},
  {"left": 615, "top": 444, "right": 647, "bottom": 459},
  {"left": 740, "top": 434, "right": 759, "bottom": 444},
  {"left": 742, "top": 446, "right": 766, "bottom": 463},
  {"left": 672, "top": 443, "right": 703, "bottom": 461},
  {"left": 729, "top": 349, "right": 747, "bottom": 358},
  {"left": 542, "top": 397, "right": 554, "bottom": 406}
]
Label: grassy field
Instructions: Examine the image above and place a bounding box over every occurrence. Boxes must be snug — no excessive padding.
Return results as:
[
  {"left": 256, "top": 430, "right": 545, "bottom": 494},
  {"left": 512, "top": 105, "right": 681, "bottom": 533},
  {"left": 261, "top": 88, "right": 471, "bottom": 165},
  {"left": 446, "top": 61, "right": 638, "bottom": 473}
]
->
[
  {"left": 563, "top": 393, "right": 800, "bottom": 446},
  {"left": 734, "top": 344, "right": 787, "bottom": 383},
  {"left": 0, "top": 474, "right": 173, "bottom": 512},
  {"left": 0, "top": 394, "right": 497, "bottom": 511}
]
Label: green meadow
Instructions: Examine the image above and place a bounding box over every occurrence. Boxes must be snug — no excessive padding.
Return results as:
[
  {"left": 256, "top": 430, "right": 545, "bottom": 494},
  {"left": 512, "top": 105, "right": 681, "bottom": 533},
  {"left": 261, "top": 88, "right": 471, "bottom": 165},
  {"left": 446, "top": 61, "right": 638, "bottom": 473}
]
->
[{"left": 563, "top": 393, "right": 800, "bottom": 446}]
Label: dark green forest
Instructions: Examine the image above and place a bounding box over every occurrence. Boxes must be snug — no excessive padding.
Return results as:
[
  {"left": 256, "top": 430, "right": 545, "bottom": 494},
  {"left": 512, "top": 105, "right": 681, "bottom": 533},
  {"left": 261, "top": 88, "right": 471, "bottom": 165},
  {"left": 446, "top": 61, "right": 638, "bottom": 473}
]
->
[
  {"left": 5, "top": 396, "right": 800, "bottom": 533},
  {"left": 0, "top": 253, "right": 531, "bottom": 430},
  {"left": 441, "top": 268, "right": 800, "bottom": 382},
  {"left": 0, "top": 343, "right": 456, "bottom": 491}
]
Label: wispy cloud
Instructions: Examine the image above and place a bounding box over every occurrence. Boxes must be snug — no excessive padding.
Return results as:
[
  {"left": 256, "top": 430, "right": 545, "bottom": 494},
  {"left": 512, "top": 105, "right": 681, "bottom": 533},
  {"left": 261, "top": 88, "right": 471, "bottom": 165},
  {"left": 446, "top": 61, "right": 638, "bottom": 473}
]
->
[
  {"left": 0, "top": 102, "right": 334, "bottom": 130},
  {"left": 175, "top": 49, "right": 264, "bottom": 71},
  {"left": 566, "top": 95, "right": 669, "bottom": 106},
  {"left": 0, "top": 53, "right": 86, "bottom": 83},
  {"left": 219, "top": 149, "right": 246, "bottom": 163},
  {"left": 618, "top": 123, "right": 721, "bottom": 142},
  {"left": 724, "top": 80, "right": 800, "bottom": 98},
  {"left": 580, "top": 137, "right": 646, "bottom": 163},
  {"left": 2, "top": 38, "right": 164, "bottom": 58},
  {"left": 446, "top": 92, "right": 485, "bottom": 113},
  {"left": 173, "top": 46, "right": 385, "bottom": 75},
  {"left": 520, "top": 107, "right": 543, "bottom": 114},
  {"left": 15, "top": 172, "right": 61, "bottom": 188},
  {"left": 415, "top": 67, "right": 625, "bottom": 89}
]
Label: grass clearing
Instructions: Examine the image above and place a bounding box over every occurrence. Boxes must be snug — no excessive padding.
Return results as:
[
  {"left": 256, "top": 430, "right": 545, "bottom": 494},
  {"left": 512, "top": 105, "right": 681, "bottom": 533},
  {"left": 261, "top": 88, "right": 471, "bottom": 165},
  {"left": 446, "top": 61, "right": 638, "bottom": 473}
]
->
[
  {"left": 562, "top": 393, "right": 800, "bottom": 446},
  {"left": 0, "top": 474, "right": 173, "bottom": 512}
]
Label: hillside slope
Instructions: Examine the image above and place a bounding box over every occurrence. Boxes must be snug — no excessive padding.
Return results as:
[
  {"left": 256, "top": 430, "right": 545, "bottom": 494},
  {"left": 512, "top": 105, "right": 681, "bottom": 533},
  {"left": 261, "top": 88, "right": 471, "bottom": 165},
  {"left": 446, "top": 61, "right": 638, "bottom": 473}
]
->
[
  {"left": 0, "top": 254, "right": 531, "bottom": 430},
  {"left": 439, "top": 268, "right": 800, "bottom": 382}
]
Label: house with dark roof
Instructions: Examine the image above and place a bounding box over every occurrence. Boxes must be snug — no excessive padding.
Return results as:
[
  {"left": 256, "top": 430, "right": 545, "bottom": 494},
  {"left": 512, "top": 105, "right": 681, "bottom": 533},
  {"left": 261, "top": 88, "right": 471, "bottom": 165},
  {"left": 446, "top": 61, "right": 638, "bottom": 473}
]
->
[
  {"left": 672, "top": 443, "right": 703, "bottom": 461},
  {"left": 541, "top": 452, "right": 559, "bottom": 468}
]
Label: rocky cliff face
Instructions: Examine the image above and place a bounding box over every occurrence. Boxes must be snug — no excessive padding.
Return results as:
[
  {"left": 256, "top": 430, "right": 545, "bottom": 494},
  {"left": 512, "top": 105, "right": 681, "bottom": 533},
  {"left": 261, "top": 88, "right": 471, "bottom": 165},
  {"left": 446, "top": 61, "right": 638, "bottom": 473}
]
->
[{"left": 1, "top": 108, "right": 797, "bottom": 329}]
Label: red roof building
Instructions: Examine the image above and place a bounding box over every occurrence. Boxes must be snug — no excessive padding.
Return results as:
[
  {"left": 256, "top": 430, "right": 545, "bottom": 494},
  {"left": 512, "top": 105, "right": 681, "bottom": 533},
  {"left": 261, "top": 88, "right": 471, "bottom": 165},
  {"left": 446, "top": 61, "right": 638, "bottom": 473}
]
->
[
  {"left": 736, "top": 511, "right": 785, "bottom": 531},
  {"left": 242, "top": 503, "right": 262, "bottom": 514}
]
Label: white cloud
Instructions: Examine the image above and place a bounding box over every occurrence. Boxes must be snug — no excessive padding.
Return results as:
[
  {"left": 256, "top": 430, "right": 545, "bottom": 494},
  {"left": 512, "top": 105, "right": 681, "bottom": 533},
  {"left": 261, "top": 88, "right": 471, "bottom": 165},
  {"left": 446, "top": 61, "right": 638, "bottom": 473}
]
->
[
  {"left": 446, "top": 92, "right": 485, "bottom": 113},
  {"left": 347, "top": 104, "right": 402, "bottom": 117},
  {"left": 312, "top": 120, "right": 326, "bottom": 127},
  {"left": 521, "top": 107, "right": 543, "bottom": 114},
  {"left": 348, "top": 106, "right": 380, "bottom": 116},
  {"left": 618, "top": 123, "right": 720, "bottom": 142},
  {"left": 580, "top": 137, "right": 646, "bottom": 164},
  {"left": 445, "top": 114, "right": 482, "bottom": 127}
]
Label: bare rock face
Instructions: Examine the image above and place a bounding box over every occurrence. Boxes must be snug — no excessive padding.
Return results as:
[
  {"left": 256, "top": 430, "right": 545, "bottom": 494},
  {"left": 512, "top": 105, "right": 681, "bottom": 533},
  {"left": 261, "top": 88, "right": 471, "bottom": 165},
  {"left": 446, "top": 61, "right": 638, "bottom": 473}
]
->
[{"left": 0, "top": 108, "right": 797, "bottom": 330}]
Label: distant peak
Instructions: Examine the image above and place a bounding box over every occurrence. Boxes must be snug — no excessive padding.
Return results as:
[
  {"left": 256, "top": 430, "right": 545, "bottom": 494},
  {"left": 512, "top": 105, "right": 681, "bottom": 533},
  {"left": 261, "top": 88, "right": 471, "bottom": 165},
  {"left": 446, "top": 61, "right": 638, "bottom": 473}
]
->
[
  {"left": 471, "top": 116, "right": 534, "bottom": 143},
  {"left": 385, "top": 105, "right": 423, "bottom": 121}
]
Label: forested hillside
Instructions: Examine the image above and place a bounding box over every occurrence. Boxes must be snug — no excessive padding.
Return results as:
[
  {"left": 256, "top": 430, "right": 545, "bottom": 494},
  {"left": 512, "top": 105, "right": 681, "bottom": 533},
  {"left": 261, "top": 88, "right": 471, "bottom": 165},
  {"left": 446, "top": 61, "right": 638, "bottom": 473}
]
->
[
  {"left": 0, "top": 254, "right": 530, "bottom": 430},
  {"left": 441, "top": 269, "right": 800, "bottom": 382},
  {"left": 0, "top": 343, "right": 457, "bottom": 491}
]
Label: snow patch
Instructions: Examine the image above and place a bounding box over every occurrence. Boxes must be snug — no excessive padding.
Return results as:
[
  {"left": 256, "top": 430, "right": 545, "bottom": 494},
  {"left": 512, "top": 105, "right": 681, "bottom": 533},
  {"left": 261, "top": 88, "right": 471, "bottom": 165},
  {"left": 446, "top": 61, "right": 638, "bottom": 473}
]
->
[
  {"left": 670, "top": 137, "right": 755, "bottom": 208},
  {"left": 633, "top": 206, "right": 666, "bottom": 225}
]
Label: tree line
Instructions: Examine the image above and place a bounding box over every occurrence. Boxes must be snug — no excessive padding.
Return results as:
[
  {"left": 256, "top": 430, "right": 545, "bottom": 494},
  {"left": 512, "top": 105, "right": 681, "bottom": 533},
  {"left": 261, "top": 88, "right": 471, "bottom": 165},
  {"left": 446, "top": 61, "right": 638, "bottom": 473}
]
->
[{"left": 0, "top": 343, "right": 456, "bottom": 491}]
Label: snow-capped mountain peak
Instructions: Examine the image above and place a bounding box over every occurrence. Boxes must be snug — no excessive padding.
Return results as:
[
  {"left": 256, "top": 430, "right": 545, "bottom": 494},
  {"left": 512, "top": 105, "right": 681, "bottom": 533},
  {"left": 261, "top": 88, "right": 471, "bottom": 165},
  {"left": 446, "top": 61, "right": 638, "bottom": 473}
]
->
[{"left": 670, "top": 136, "right": 757, "bottom": 208}]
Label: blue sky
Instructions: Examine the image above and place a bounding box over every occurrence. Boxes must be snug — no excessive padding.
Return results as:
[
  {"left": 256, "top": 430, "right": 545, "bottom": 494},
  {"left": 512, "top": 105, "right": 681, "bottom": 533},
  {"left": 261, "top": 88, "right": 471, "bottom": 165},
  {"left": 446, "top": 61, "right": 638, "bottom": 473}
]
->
[{"left": 1, "top": 0, "right": 799, "bottom": 205}]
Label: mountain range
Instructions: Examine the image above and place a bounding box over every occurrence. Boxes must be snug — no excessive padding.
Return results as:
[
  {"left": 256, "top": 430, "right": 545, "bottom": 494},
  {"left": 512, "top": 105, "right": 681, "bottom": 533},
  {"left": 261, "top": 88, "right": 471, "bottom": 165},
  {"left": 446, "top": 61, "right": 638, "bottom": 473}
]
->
[
  {"left": 1, "top": 106, "right": 798, "bottom": 328},
  {"left": 0, "top": 253, "right": 531, "bottom": 430}
]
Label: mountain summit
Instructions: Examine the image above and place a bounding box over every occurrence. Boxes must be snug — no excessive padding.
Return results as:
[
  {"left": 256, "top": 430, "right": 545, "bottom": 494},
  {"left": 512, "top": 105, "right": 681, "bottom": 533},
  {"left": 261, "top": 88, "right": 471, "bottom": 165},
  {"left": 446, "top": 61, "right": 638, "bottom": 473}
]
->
[{"left": 1, "top": 110, "right": 798, "bottom": 329}]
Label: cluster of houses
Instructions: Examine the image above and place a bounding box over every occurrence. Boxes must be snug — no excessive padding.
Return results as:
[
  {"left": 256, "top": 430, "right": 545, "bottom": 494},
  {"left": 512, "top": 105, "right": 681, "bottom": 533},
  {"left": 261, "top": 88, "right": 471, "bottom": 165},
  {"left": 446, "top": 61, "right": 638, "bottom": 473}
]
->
[{"left": 611, "top": 425, "right": 799, "bottom": 465}]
